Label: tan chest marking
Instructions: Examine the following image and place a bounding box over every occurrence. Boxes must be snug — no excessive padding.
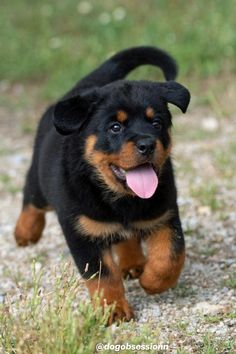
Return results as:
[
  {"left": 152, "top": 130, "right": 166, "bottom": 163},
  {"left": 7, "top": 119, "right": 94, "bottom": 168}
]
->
[
  {"left": 76, "top": 215, "right": 127, "bottom": 238},
  {"left": 76, "top": 210, "right": 172, "bottom": 239},
  {"left": 131, "top": 210, "right": 172, "bottom": 231}
]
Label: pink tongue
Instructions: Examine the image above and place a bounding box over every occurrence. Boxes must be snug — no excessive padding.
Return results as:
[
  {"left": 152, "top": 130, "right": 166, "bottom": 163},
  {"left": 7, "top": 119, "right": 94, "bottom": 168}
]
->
[{"left": 126, "top": 164, "right": 158, "bottom": 199}]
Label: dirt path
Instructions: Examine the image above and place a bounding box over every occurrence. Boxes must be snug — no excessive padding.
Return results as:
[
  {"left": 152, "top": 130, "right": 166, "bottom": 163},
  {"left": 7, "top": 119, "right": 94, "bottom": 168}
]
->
[{"left": 0, "top": 85, "right": 235, "bottom": 352}]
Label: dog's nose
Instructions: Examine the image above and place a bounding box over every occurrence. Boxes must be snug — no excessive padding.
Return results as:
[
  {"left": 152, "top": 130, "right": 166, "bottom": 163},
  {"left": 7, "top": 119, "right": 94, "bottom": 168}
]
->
[{"left": 137, "top": 138, "right": 155, "bottom": 156}]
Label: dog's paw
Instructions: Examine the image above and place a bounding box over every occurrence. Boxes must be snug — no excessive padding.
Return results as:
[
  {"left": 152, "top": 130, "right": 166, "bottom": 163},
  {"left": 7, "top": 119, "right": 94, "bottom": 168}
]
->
[
  {"left": 106, "top": 299, "right": 134, "bottom": 325},
  {"left": 122, "top": 265, "right": 144, "bottom": 280}
]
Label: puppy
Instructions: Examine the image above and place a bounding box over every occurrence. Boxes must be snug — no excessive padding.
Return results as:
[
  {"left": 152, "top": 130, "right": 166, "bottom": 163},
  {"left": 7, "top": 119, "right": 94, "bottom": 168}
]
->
[{"left": 14, "top": 46, "right": 190, "bottom": 324}]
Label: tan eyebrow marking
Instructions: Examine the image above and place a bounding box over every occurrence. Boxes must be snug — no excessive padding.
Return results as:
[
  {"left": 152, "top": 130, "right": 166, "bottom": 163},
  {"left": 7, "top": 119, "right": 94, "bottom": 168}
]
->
[
  {"left": 117, "top": 110, "right": 128, "bottom": 123},
  {"left": 146, "top": 107, "right": 154, "bottom": 119}
]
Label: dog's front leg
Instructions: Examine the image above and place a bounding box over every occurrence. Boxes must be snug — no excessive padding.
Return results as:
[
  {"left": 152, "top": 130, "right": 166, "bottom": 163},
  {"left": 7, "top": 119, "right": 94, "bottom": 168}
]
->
[
  {"left": 86, "top": 249, "right": 134, "bottom": 325},
  {"left": 59, "top": 217, "right": 134, "bottom": 325},
  {"left": 139, "top": 216, "right": 185, "bottom": 294}
]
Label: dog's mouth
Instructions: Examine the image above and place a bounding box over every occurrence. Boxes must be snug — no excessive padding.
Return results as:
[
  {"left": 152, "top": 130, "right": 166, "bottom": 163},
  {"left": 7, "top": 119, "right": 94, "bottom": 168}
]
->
[{"left": 110, "top": 163, "right": 158, "bottom": 199}]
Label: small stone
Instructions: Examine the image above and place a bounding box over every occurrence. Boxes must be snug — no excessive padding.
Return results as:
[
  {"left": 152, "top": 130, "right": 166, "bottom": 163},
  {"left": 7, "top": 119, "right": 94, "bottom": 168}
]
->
[
  {"left": 193, "top": 302, "right": 231, "bottom": 315},
  {"left": 201, "top": 117, "right": 219, "bottom": 131},
  {"left": 198, "top": 205, "right": 211, "bottom": 216},
  {"left": 141, "top": 303, "right": 161, "bottom": 321},
  {"left": 215, "top": 325, "right": 228, "bottom": 336}
]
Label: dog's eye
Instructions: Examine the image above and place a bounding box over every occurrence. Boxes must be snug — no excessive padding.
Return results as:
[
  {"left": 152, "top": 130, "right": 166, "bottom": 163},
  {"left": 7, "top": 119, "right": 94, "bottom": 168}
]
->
[
  {"left": 110, "top": 123, "right": 123, "bottom": 134},
  {"left": 152, "top": 120, "right": 162, "bottom": 130}
]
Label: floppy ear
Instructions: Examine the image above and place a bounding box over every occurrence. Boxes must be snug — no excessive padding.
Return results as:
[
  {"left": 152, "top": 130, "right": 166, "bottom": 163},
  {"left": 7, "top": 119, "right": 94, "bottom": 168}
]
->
[
  {"left": 53, "top": 90, "right": 98, "bottom": 135},
  {"left": 160, "top": 81, "right": 190, "bottom": 113}
]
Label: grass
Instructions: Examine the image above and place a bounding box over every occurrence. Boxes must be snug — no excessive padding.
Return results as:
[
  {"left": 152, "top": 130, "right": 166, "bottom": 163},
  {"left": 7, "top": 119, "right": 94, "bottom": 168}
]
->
[
  {"left": 176, "top": 321, "right": 189, "bottom": 331},
  {"left": 213, "top": 146, "right": 236, "bottom": 180},
  {"left": 228, "top": 310, "right": 236, "bottom": 320},
  {"left": 203, "top": 310, "right": 236, "bottom": 324},
  {"left": 1, "top": 0, "right": 236, "bottom": 100},
  {"left": 190, "top": 182, "right": 222, "bottom": 211},
  {"left": 1, "top": 260, "right": 234, "bottom": 353},
  {"left": 158, "top": 317, "right": 235, "bottom": 354},
  {"left": 200, "top": 334, "right": 234, "bottom": 354},
  {"left": 0, "top": 172, "right": 21, "bottom": 194},
  {"left": 222, "top": 274, "right": 236, "bottom": 289},
  {"left": 0, "top": 262, "right": 162, "bottom": 354},
  {"left": 0, "top": 263, "right": 106, "bottom": 353}
]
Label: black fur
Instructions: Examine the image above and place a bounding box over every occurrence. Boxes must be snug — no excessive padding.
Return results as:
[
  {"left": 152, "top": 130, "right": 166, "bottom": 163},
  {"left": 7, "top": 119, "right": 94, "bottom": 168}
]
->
[{"left": 19, "top": 46, "right": 190, "bottom": 280}]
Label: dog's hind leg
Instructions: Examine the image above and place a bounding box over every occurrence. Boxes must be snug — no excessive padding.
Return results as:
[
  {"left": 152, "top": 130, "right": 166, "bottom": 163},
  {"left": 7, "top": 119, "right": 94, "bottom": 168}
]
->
[
  {"left": 14, "top": 165, "right": 49, "bottom": 246},
  {"left": 14, "top": 204, "right": 46, "bottom": 246}
]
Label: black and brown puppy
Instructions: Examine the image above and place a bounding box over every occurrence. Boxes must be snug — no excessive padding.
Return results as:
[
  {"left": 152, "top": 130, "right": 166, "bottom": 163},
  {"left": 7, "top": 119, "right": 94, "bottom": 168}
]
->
[{"left": 15, "top": 46, "right": 190, "bottom": 324}]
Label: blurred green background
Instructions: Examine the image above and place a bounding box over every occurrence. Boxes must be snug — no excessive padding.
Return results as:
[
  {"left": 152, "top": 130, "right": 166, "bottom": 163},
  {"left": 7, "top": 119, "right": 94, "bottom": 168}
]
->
[{"left": 0, "top": 0, "right": 236, "bottom": 100}]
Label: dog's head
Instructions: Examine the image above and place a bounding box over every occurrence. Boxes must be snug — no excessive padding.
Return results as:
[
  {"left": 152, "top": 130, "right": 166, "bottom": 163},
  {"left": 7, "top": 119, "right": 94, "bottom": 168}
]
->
[{"left": 54, "top": 80, "right": 190, "bottom": 198}]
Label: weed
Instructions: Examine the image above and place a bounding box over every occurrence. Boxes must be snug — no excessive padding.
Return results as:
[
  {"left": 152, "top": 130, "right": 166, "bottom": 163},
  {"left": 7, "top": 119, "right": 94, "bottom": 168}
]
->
[{"left": 0, "top": 262, "right": 162, "bottom": 354}]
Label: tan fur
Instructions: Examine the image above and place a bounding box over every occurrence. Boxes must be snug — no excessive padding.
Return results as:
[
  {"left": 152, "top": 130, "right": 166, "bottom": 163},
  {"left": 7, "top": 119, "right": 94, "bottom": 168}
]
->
[
  {"left": 76, "top": 211, "right": 173, "bottom": 239},
  {"left": 14, "top": 204, "right": 46, "bottom": 246},
  {"left": 77, "top": 216, "right": 125, "bottom": 238},
  {"left": 86, "top": 250, "right": 134, "bottom": 324},
  {"left": 117, "top": 110, "right": 128, "bottom": 123},
  {"left": 84, "top": 135, "right": 138, "bottom": 195},
  {"left": 139, "top": 227, "right": 185, "bottom": 294},
  {"left": 155, "top": 139, "right": 172, "bottom": 167},
  {"left": 131, "top": 210, "right": 173, "bottom": 231},
  {"left": 84, "top": 133, "right": 172, "bottom": 195},
  {"left": 113, "top": 238, "right": 146, "bottom": 279},
  {"left": 84, "top": 135, "right": 97, "bottom": 157},
  {"left": 146, "top": 107, "right": 154, "bottom": 119}
]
